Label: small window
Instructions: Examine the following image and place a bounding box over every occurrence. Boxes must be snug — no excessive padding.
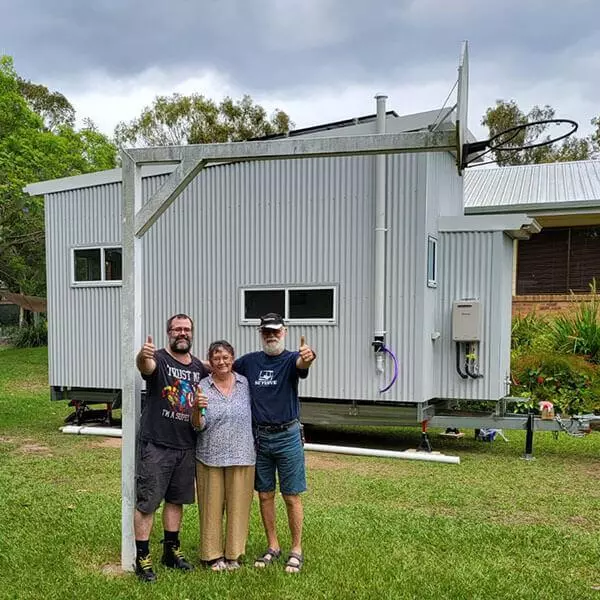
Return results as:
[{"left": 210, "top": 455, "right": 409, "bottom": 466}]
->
[
  {"left": 242, "top": 286, "right": 336, "bottom": 324},
  {"left": 74, "top": 248, "right": 101, "bottom": 282},
  {"left": 289, "top": 288, "right": 334, "bottom": 319},
  {"left": 244, "top": 289, "right": 285, "bottom": 319},
  {"left": 427, "top": 236, "right": 437, "bottom": 288},
  {"left": 73, "top": 246, "right": 122, "bottom": 285},
  {"left": 104, "top": 248, "right": 122, "bottom": 281}
]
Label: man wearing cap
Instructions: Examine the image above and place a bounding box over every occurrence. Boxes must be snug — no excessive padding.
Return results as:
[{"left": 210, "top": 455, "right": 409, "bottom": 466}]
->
[{"left": 233, "top": 313, "right": 316, "bottom": 573}]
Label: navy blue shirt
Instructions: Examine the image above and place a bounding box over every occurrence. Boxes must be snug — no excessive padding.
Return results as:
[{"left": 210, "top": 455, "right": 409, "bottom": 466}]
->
[{"left": 234, "top": 350, "right": 309, "bottom": 425}]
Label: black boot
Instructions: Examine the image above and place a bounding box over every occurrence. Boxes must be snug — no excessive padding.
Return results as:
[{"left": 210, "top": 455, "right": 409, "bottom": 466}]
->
[
  {"left": 161, "top": 541, "right": 194, "bottom": 570},
  {"left": 135, "top": 554, "right": 157, "bottom": 583}
]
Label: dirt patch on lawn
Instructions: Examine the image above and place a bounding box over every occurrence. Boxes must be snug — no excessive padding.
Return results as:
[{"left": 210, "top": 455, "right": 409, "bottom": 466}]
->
[
  {"left": 306, "top": 451, "right": 414, "bottom": 477},
  {"left": 88, "top": 437, "right": 122, "bottom": 449},
  {"left": 581, "top": 463, "right": 600, "bottom": 480},
  {"left": 18, "top": 442, "right": 53, "bottom": 457},
  {"left": 100, "top": 563, "right": 126, "bottom": 578},
  {"left": 21, "top": 381, "right": 48, "bottom": 394}
]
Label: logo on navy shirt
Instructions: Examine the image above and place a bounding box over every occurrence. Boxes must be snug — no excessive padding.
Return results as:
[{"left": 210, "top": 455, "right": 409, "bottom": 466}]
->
[{"left": 256, "top": 370, "right": 277, "bottom": 386}]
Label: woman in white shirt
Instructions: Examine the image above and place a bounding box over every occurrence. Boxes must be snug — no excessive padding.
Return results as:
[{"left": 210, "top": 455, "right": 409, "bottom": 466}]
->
[{"left": 193, "top": 340, "right": 256, "bottom": 571}]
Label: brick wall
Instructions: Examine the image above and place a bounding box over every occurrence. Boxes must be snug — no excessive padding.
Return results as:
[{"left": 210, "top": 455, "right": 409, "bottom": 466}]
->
[{"left": 512, "top": 294, "right": 594, "bottom": 316}]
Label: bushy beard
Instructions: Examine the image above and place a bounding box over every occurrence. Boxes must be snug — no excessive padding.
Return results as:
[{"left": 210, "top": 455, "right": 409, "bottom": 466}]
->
[
  {"left": 262, "top": 337, "right": 285, "bottom": 356},
  {"left": 170, "top": 336, "right": 191, "bottom": 355}
]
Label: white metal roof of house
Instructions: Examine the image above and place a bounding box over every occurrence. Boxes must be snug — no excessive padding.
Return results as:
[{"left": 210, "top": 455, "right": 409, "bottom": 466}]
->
[{"left": 464, "top": 160, "right": 600, "bottom": 214}]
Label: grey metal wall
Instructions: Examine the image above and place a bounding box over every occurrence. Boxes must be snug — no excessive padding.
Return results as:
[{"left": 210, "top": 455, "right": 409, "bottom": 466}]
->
[
  {"left": 45, "top": 148, "right": 498, "bottom": 404},
  {"left": 45, "top": 183, "right": 122, "bottom": 388},
  {"left": 421, "top": 152, "right": 464, "bottom": 400},
  {"left": 436, "top": 230, "right": 513, "bottom": 400},
  {"left": 142, "top": 153, "right": 434, "bottom": 402}
]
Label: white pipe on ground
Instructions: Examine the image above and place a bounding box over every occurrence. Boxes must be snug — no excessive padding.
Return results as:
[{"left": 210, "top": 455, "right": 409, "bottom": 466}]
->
[
  {"left": 61, "top": 425, "right": 123, "bottom": 438},
  {"left": 305, "top": 443, "right": 460, "bottom": 464},
  {"left": 59, "top": 426, "right": 460, "bottom": 464}
]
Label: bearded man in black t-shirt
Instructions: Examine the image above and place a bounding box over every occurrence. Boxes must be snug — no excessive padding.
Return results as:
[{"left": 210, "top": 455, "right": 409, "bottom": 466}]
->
[{"left": 133, "top": 313, "right": 208, "bottom": 583}]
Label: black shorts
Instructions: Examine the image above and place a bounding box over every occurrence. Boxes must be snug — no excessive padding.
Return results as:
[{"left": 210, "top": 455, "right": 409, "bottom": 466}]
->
[{"left": 136, "top": 441, "right": 196, "bottom": 514}]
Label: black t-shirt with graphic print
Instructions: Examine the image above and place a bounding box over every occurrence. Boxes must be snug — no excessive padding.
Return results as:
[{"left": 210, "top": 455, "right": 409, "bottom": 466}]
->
[{"left": 140, "top": 348, "right": 209, "bottom": 449}]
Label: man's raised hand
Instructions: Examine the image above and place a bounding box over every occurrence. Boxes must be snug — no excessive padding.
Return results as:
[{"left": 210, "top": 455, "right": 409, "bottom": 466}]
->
[
  {"left": 141, "top": 335, "right": 155, "bottom": 360},
  {"left": 298, "top": 335, "right": 316, "bottom": 364}
]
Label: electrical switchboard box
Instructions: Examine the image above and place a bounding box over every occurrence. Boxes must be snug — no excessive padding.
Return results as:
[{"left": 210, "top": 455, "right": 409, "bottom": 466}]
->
[{"left": 452, "top": 300, "right": 481, "bottom": 342}]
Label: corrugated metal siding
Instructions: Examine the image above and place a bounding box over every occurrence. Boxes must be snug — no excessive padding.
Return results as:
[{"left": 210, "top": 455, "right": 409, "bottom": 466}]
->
[
  {"left": 45, "top": 183, "right": 122, "bottom": 388},
  {"left": 383, "top": 154, "right": 424, "bottom": 402},
  {"left": 423, "top": 153, "right": 464, "bottom": 400},
  {"left": 46, "top": 150, "right": 495, "bottom": 404},
  {"left": 465, "top": 160, "right": 600, "bottom": 211},
  {"left": 142, "top": 154, "right": 428, "bottom": 402},
  {"left": 437, "top": 230, "right": 512, "bottom": 400}
]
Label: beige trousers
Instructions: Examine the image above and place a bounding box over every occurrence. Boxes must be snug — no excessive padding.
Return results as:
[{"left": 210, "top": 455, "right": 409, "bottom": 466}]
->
[{"left": 195, "top": 462, "right": 255, "bottom": 561}]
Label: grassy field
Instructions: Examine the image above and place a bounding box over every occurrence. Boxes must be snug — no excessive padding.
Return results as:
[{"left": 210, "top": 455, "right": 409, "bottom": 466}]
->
[{"left": 0, "top": 346, "right": 599, "bottom": 599}]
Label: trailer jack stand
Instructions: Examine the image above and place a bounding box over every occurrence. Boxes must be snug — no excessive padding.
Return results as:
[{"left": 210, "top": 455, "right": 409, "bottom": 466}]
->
[
  {"left": 418, "top": 421, "right": 432, "bottom": 452},
  {"left": 521, "top": 412, "right": 535, "bottom": 461}
]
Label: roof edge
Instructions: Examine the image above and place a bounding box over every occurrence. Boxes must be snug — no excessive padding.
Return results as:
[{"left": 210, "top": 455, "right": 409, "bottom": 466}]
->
[
  {"left": 438, "top": 214, "right": 541, "bottom": 239},
  {"left": 465, "top": 200, "right": 600, "bottom": 215},
  {"left": 24, "top": 164, "right": 177, "bottom": 196}
]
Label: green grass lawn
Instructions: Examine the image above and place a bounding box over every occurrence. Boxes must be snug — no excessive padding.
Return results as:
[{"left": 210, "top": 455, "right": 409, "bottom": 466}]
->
[{"left": 1, "top": 346, "right": 599, "bottom": 599}]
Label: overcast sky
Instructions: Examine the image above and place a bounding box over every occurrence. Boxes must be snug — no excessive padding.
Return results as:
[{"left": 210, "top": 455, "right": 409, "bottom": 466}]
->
[{"left": 1, "top": 0, "right": 598, "bottom": 142}]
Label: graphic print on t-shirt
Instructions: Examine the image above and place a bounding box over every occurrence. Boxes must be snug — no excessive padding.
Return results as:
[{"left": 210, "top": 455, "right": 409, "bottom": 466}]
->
[
  {"left": 160, "top": 363, "right": 203, "bottom": 420},
  {"left": 257, "top": 370, "right": 276, "bottom": 385}
]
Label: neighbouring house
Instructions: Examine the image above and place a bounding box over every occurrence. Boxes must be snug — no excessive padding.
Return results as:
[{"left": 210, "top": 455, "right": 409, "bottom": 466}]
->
[{"left": 464, "top": 160, "right": 600, "bottom": 315}]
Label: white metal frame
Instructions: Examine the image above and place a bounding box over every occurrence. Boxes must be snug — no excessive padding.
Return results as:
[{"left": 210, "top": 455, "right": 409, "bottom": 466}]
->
[
  {"left": 120, "top": 128, "right": 457, "bottom": 571},
  {"left": 70, "top": 245, "right": 122, "bottom": 287},
  {"left": 240, "top": 284, "right": 338, "bottom": 325},
  {"left": 427, "top": 235, "right": 438, "bottom": 288}
]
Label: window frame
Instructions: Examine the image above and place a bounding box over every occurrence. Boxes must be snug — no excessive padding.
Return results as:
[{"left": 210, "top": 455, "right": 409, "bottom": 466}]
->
[
  {"left": 240, "top": 285, "right": 338, "bottom": 325},
  {"left": 71, "top": 245, "right": 122, "bottom": 288},
  {"left": 427, "top": 235, "right": 438, "bottom": 288}
]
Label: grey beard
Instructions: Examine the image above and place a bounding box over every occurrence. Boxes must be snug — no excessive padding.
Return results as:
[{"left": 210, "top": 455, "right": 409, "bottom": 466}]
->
[{"left": 262, "top": 338, "right": 285, "bottom": 356}]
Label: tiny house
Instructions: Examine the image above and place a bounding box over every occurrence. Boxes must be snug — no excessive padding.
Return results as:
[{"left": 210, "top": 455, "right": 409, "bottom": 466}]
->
[{"left": 26, "top": 104, "right": 542, "bottom": 433}]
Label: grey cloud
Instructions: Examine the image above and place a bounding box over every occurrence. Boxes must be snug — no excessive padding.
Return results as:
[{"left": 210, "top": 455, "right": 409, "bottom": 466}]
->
[{"left": 2, "top": 0, "right": 599, "bottom": 106}]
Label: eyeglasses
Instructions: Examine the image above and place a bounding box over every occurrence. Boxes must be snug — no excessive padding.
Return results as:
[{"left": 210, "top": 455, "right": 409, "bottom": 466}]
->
[{"left": 169, "top": 327, "right": 192, "bottom": 334}]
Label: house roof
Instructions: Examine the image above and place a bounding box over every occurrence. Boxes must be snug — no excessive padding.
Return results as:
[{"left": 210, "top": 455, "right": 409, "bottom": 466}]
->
[
  {"left": 250, "top": 110, "right": 400, "bottom": 140},
  {"left": 24, "top": 107, "right": 462, "bottom": 196},
  {"left": 464, "top": 160, "right": 600, "bottom": 214}
]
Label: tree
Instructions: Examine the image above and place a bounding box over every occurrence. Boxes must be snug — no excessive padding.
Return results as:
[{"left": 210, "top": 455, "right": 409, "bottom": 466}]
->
[
  {"left": 481, "top": 100, "right": 593, "bottom": 166},
  {"left": 0, "top": 56, "right": 117, "bottom": 298},
  {"left": 17, "top": 78, "right": 76, "bottom": 131},
  {"left": 114, "top": 93, "right": 292, "bottom": 147},
  {"left": 592, "top": 116, "right": 600, "bottom": 158}
]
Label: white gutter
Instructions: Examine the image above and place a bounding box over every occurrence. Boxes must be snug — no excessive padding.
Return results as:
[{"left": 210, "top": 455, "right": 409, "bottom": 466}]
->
[
  {"left": 373, "top": 94, "right": 388, "bottom": 360},
  {"left": 59, "top": 426, "right": 460, "bottom": 464}
]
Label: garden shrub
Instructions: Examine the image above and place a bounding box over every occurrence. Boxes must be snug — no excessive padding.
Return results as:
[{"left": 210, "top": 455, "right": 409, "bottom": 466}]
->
[
  {"left": 550, "top": 281, "right": 600, "bottom": 364},
  {"left": 10, "top": 321, "right": 48, "bottom": 348},
  {"left": 510, "top": 351, "right": 600, "bottom": 415}
]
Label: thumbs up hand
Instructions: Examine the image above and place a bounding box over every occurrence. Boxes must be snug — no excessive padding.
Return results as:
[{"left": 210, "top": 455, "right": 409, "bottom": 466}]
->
[
  {"left": 298, "top": 335, "right": 316, "bottom": 365},
  {"left": 141, "top": 335, "right": 155, "bottom": 360}
]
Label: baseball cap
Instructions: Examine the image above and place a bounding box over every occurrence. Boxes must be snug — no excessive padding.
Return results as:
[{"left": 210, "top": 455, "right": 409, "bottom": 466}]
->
[{"left": 259, "top": 313, "right": 285, "bottom": 330}]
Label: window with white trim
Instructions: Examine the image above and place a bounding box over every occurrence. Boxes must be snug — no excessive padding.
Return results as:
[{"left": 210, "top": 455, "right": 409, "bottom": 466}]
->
[
  {"left": 427, "top": 235, "right": 437, "bottom": 288},
  {"left": 72, "top": 246, "right": 122, "bottom": 285},
  {"left": 242, "top": 286, "right": 336, "bottom": 324}
]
